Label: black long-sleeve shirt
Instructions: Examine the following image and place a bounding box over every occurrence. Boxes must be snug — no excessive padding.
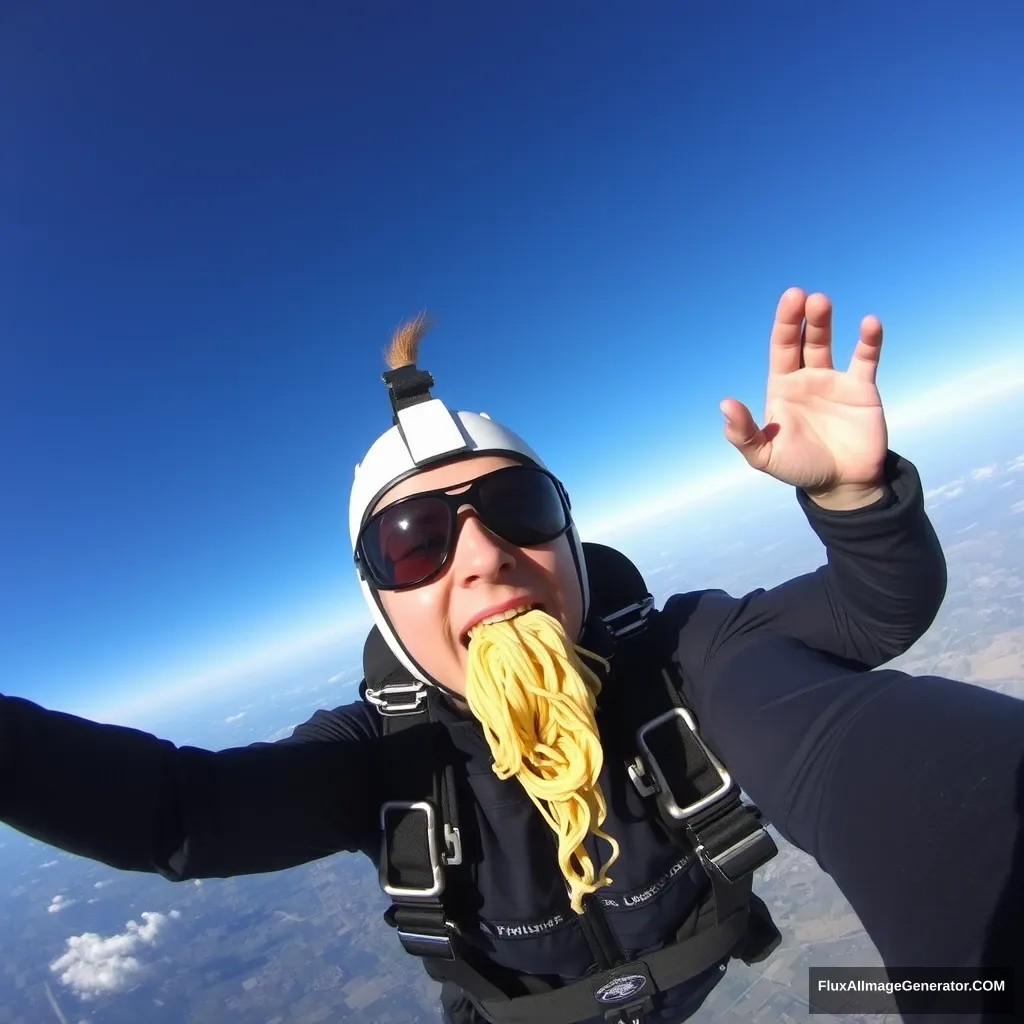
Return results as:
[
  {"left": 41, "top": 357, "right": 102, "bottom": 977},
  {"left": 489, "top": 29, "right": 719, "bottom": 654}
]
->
[{"left": 2, "top": 450, "right": 1020, "bottom": 1019}]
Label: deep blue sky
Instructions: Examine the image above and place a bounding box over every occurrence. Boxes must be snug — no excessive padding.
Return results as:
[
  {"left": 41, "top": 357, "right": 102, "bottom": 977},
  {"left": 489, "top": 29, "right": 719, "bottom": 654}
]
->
[{"left": 2, "top": 1, "right": 1022, "bottom": 711}]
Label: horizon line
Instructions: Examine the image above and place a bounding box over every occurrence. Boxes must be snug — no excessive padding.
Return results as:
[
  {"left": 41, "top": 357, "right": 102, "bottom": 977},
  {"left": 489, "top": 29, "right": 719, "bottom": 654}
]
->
[{"left": 79, "top": 350, "right": 1024, "bottom": 724}]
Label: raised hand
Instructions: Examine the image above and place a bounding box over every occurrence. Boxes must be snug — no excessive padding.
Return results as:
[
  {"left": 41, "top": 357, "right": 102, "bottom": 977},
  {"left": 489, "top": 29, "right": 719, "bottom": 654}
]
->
[{"left": 721, "top": 288, "right": 888, "bottom": 510}]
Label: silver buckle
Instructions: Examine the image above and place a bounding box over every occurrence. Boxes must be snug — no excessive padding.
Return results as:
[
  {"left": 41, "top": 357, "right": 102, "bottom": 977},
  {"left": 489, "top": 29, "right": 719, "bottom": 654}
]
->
[
  {"left": 396, "top": 928, "right": 457, "bottom": 961},
  {"left": 379, "top": 801, "right": 462, "bottom": 897},
  {"left": 380, "top": 801, "right": 444, "bottom": 898},
  {"left": 698, "top": 828, "right": 767, "bottom": 878},
  {"left": 365, "top": 682, "right": 427, "bottom": 715},
  {"left": 601, "top": 594, "right": 655, "bottom": 638},
  {"left": 697, "top": 824, "right": 777, "bottom": 884},
  {"left": 626, "top": 756, "right": 658, "bottom": 797},
  {"left": 635, "top": 707, "right": 732, "bottom": 819},
  {"left": 444, "top": 822, "right": 463, "bottom": 866}
]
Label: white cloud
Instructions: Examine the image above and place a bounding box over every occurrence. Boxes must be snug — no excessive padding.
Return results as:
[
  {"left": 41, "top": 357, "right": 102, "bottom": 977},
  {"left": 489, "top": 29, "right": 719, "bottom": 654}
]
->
[
  {"left": 924, "top": 481, "right": 965, "bottom": 502},
  {"left": 1011, "top": 500, "right": 1024, "bottom": 515},
  {"left": 48, "top": 894, "right": 75, "bottom": 914},
  {"left": 646, "top": 562, "right": 680, "bottom": 576},
  {"left": 224, "top": 711, "right": 246, "bottom": 724},
  {"left": 49, "top": 910, "right": 181, "bottom": 1000},
  {"left": 263, "top": 723, "right": 296, "bottom": 742},
  {"left": 93, "top": 881, "right": 113, "bottom": 890},
  {"left": 925, "top": 452, "right": 1024, "bottom": 506},
  {"left": 41, "top": 859, "right": 58, "bottom": 868}
]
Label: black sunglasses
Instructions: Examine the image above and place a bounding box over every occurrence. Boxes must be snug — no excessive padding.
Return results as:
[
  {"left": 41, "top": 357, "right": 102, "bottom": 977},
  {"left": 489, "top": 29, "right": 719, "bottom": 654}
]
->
[{"left": 355, "top": 464, "right": 571, "bottom": 590}]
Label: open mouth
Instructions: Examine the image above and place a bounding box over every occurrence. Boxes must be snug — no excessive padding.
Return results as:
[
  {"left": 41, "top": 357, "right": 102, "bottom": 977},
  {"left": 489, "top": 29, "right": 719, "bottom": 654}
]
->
[{"left": 461, "top": 603, "right": 544, "bottom": 648}]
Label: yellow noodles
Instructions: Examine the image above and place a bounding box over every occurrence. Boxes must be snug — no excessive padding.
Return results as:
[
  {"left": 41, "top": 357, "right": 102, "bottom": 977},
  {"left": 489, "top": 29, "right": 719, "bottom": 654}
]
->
[{"left": 465, "top": 608, "right": 618, "bottom": 914}]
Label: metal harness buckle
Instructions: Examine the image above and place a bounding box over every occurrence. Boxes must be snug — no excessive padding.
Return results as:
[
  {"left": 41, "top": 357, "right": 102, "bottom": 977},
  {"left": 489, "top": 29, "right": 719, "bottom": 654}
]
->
[
  {"left": 396, "top": 915, "right": 460, "bottom": 962},
  {"left": 365, "top": 681, "right": 428, "bottom": 716},
  {"left": 634, "top": 707, "right": 732, "bottom": 819},
  {"left": 379, "top": 801, "right": 463, "bottom": 900},
  {"left": 601, "top": 594, "right": 655, "bottom": 638},
  {"left": 380, "top": 801, "right": 462, "bottom": 962},
  {"left": 697, "top": 827, "right": 777, "bottom": 884},
  {"left": 380, "top": 800, "right": 444, "bottom": 898}
]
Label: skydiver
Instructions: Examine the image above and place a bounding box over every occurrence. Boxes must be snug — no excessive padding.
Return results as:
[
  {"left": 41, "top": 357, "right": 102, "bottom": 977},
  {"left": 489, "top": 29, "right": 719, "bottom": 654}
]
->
[{"left": 2, "top": 289, "right": 1020, "bottom": 1024}]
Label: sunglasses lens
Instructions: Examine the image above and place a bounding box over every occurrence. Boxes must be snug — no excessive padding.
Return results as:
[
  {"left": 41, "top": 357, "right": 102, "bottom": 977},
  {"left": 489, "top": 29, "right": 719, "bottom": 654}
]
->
[
  {"left": 363, "top": 496, "right": 452, "bottom": 587},
  {"left": 479, "top": 467, "right": 568, "bottom": 545},
  {"left": 359, "top": 467, "right": 569, "bottom": 588}
]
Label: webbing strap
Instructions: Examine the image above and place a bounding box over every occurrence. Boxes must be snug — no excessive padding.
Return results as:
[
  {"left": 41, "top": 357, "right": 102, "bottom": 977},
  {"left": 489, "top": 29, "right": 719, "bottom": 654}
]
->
[
  {"left": 374, "top": 681, "right": 462, "bottom": 960},
  {"left": 609, "top": 610, "right": 779, "bottom": 925}
]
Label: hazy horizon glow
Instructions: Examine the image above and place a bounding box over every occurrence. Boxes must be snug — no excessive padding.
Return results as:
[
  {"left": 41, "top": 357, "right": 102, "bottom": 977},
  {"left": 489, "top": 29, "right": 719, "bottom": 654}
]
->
[{"left": 81, "top": 355, "right": 1024, "bottom": 724}]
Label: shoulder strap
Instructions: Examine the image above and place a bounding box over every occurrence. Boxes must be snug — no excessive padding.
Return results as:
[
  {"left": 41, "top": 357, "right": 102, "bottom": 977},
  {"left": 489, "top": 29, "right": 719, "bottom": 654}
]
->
[
  {"left": 607, "top": 600, "right": 779, "bottom": 933},
  {"left": 362, "top": 663, "right": 463, "bottom": 963}
]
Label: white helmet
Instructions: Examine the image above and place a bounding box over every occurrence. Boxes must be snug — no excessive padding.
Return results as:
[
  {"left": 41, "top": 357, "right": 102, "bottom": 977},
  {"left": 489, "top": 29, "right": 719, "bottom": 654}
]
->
[{"left": 349, "top": 360, "right": 590, "bottom": 690}]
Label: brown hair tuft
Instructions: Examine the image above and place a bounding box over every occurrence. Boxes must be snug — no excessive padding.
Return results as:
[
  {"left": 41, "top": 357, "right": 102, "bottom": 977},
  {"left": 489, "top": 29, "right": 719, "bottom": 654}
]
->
[{"left": 384, "top": 310, "right": 433, "bottom": 369}]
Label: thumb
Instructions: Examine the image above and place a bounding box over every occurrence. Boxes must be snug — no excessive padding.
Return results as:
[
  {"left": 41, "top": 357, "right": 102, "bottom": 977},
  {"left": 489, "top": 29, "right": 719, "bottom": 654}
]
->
[{"left": 720, "top": 398, "right": 771, "bottom": 470}]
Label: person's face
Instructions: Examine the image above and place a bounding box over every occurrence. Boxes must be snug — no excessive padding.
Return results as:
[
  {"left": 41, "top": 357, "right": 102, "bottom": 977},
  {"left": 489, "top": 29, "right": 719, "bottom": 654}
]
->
[{"left": 373, "top": 455, "right": 584, "bottom": 696}]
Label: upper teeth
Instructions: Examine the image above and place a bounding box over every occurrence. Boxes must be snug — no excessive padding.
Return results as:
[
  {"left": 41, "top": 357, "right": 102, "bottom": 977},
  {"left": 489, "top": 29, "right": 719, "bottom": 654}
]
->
[{"left": 475, "top": 604, "right": 534, "bottom": 628}]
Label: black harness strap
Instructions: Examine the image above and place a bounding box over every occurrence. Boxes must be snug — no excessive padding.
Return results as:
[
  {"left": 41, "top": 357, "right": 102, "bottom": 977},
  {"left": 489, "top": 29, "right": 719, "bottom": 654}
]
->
[
  {"left": 366, "top": 675, "right": 463, "bottom": 961},
  {"left": 607, "top": 597, "right": 779, "bottom": 934}
]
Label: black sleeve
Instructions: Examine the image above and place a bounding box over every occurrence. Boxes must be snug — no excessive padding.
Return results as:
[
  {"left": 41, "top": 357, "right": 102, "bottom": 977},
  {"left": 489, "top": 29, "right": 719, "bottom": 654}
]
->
[
  {"left": 672, "top": 450, "right": 948, "bottom": 689},
  {"left": 270, "top": 701, "right": 378, "bottom": 745},
  {"left": 0, "top": 694, "right": 388, "bottom": 878},
  {"left": 693, "top": 633, "right": 1024, "bottom": 977}
]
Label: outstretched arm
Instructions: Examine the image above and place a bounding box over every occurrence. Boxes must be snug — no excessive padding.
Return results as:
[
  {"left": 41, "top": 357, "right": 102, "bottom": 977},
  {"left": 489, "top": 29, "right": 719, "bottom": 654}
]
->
[
  {"left": 691, "top": 632, "right": 1024, "bottom": 979},
  {"left": 0, "top": 693, "right": 396, "bottom": 878}
]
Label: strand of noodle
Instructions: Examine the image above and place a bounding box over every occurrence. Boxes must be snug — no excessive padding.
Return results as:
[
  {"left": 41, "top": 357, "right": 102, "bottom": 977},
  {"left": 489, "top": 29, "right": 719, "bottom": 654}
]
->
[{"left": 465, "top": 609, "right": 619, "bottom": 913}]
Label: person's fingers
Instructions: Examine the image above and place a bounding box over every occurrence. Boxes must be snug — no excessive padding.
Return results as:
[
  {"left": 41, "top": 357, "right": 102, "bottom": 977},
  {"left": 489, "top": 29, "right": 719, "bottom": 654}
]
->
[
  {"left": 720, "top": 398, "right": 770, "bottom": 470},
  {"left": 768, "top": 287, "right": 807, "bottom": 377},
  {"left": 801, "top": 292, "right": 834, "bottom": 370},
  {"left": 847, "top": 314, "right": 884, "bottom": 384}
]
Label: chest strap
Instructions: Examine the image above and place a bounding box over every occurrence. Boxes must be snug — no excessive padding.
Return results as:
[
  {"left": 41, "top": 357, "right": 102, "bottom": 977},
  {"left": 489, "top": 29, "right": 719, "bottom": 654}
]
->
[{"left": 425, "top": 897, "right": 750, "bottom": 1024}]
